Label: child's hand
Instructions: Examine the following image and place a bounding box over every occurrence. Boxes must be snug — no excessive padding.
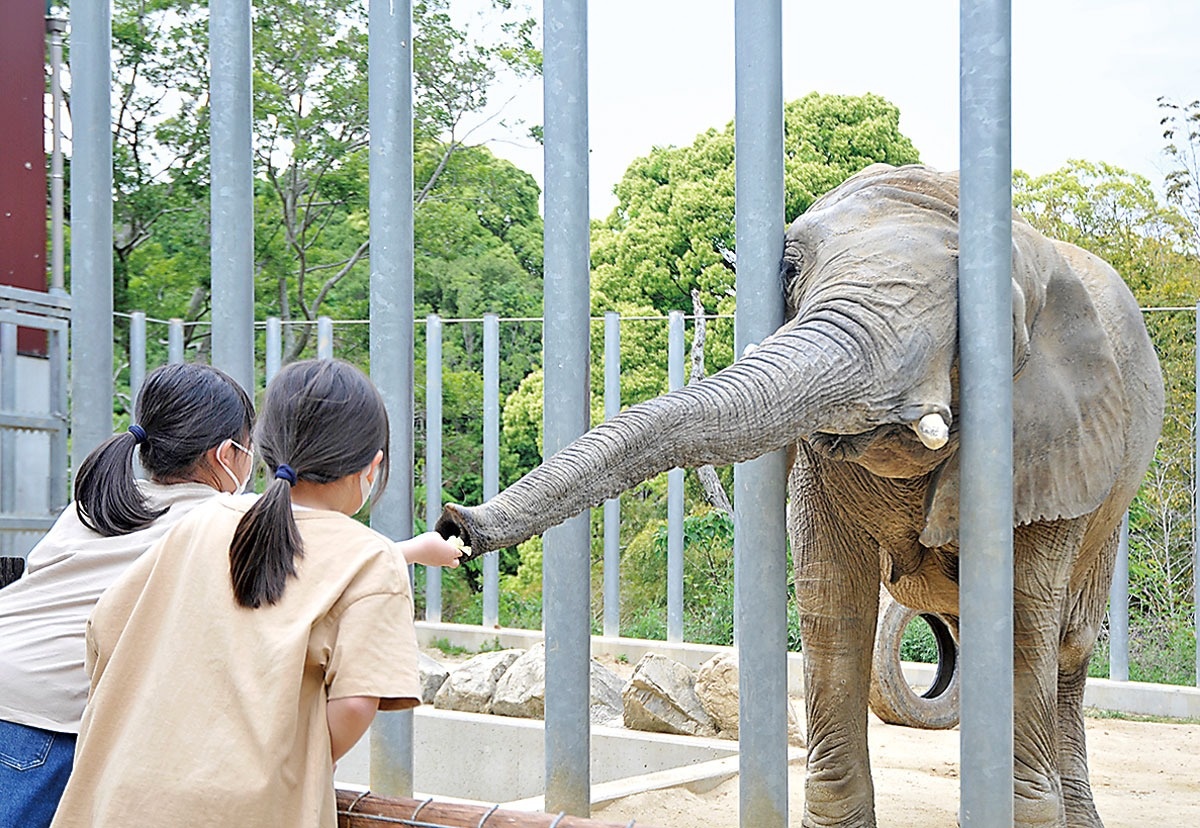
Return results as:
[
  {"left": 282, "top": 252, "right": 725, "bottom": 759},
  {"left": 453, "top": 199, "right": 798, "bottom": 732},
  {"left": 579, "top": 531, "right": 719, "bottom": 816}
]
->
[{"left": 403, "top": 531, "right": 465, "bottom": 568}]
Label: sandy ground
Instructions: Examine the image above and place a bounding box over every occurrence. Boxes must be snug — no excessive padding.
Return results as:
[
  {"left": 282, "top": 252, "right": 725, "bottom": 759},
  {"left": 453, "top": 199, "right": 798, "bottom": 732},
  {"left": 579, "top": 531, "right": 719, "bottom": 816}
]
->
[
  {"left": 592, "top": 710, "right": 1200, "bottom": 828},
  {"left": 422, "top": 648, "right": 1200, "bottom": 827}
]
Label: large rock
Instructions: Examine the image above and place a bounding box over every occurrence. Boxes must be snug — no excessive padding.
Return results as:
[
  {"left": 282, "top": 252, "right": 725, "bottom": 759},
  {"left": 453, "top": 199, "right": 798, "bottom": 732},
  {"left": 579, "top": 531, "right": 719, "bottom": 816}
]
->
[
  {"left": 694, "top": 651, "right": 805, "bottom": 746},
  {"left": 418, "top": 652, "right": 450, "bottom": 705},
  {"left": 433, "top": 649, "right": 523, "bottom": 713},
  {"left": 489, "top": 642, "right": 627, "bottom": 727},
  {"left": 622, "top": 653, "right": 717, "bottom": 737}
]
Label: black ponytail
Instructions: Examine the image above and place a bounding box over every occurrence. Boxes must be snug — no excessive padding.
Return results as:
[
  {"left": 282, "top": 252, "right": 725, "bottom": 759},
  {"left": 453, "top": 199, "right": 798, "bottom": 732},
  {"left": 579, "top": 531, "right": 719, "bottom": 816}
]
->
[
  {"left": 73, "top": 363, "right": 255, "bottom": 537},
  {"left": 229, "top": 360, "right": 390, "bottom": 608}
]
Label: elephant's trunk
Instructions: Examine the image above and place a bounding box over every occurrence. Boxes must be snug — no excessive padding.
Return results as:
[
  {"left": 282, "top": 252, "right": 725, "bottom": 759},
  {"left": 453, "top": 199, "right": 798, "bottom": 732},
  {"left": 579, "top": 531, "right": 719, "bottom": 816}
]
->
[{"left": 437, "top": 319, "right": 872, "bottom": 555}]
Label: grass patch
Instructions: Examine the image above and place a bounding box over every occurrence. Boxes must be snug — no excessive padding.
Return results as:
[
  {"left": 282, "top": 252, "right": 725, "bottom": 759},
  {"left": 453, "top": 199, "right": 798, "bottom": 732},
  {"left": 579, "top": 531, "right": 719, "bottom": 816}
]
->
[
  {"left": 1083, "top": 707, "right": 1200, "bottom": 725},
  {"left": 430, "top": 636, "right": 471, "bottom": 657}
]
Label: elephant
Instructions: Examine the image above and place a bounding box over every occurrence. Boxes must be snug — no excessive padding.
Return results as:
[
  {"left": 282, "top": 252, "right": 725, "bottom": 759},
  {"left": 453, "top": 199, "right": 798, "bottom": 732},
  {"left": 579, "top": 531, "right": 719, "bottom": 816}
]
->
[{"left": 435, "top": 164, "right": 1164, "bottom": 827}]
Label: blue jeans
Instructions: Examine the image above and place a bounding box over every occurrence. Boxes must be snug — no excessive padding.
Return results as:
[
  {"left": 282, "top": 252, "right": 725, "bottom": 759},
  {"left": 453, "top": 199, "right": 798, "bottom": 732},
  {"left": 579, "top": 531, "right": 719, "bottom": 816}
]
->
[{"left": 0, "top": 719, "right": 76, "bottom": 828}]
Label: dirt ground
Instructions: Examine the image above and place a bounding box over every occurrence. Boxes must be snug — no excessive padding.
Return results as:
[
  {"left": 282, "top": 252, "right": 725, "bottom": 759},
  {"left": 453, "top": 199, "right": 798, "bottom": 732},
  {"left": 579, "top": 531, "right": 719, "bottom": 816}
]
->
[
  {"left": 422, "top": 648, "right": 1200, "bottom": 827},
  {"left": 592, "top": 710, "right": 1200, "bottom": 828}
]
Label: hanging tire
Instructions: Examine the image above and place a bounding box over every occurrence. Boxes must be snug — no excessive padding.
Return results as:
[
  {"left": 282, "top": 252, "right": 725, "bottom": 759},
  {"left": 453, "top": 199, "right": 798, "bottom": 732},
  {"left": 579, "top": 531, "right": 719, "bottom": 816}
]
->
[{"left": 868, "top": 592, "right": 960, "bottom": 729}]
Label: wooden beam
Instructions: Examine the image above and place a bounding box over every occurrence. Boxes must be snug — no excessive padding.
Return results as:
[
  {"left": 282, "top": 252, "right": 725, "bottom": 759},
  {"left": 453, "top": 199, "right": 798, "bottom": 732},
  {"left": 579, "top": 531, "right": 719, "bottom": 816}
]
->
[{"left": 336, "top": 789, "right": 657, "bottom": 828}]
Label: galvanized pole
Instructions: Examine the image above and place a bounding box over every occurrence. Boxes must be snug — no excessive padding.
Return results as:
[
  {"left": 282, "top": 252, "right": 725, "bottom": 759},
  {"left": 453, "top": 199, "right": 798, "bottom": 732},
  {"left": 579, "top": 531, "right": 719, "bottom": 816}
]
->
[
  {"left": 168, "top": 319, "right": 185, "bottom": 364},
  {"left": 317, "top": 316, "right": 334, "bottom": 360},
  {"left": 48, "top": 17, "right": 67, "bottom": 293},
  {"left": 1, "top": 324, "right": 14, "bottom": 556},
  {"left": 1195, "top": 301, "right": 1200, "bottom": 686},
  {"left": 368, "top": 0, "right": 416, "bottom": 797},
  {"left": 425, "top": 314, "right": 444, "bottom": 622},
  {"left": 209, "top": 0, "right": 255, "bottom": 393},
  {"left": 265, "top": 317, "right": 282, "bottom": 384},
  {"left": 733, "top": 2, "right": 789, "bottom": 825},
  {"left": 602, "top": 311, "right": 621, "bottom": 637},
  {"left": 483, "top": 313, "right": 501, "bottom": 628},
  {"left": 667, "top": 310, "right": 685, "bottom": 643},
  {"left": 69, "top": 0, "right": 114, "bottom": 471},
  {"left": 959, "top": 1, "right": 1015, "bottom": 824},
  {"left": 129, "top": 312, "right": 146, "bottom": 408},
  {"left": 1108, "top": 513, "right": 1130, "bottom": 681},
  {"left": 542, "top": 0, "right": 591, "bottom": 815}
]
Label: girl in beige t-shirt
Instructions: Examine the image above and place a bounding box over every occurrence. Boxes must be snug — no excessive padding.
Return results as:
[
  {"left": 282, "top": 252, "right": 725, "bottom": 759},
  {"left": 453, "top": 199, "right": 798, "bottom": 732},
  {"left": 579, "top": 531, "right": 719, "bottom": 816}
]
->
[
  {"left": 51, "top": 359, "right": 462, "bottom": 828},
  {"left": 0, "top": 363, "right": 255, "bottom": 828}
]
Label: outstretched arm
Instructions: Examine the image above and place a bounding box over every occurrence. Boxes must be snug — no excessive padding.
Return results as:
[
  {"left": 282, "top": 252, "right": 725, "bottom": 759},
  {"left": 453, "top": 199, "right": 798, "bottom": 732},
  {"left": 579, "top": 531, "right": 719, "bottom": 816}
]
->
[{"left": 399, "top": 530, "right": 464, "bottom": 568}]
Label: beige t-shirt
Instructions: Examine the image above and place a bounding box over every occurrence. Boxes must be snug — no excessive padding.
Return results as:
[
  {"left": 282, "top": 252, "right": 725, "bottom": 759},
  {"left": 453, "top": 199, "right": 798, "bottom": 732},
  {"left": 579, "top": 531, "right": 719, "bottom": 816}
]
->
[
  {"left": 0, "top": 481, "right": 219, "bottom": 733},
  {"left": 50, "top": 497, "right": 420, "bottom": 828}
]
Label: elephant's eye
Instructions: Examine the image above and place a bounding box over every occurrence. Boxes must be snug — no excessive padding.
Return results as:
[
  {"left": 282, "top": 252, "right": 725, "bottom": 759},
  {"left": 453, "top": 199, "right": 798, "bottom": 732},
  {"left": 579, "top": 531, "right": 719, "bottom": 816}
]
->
[{"left": 780, "top": 244, "right": 804, "bottom": 286}]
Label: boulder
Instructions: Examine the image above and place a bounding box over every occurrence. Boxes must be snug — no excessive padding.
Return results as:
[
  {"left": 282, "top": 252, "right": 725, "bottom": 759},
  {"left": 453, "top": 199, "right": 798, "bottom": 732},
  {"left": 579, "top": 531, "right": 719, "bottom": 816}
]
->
[
  {"left": 433, "top": 649, "right": 523, "bottom": 713},
  {"left": 489, "top": 642, "right": 629, "bottom": 727},
  {"left": 693, "top": 651, "right": 805, "bottom": 746},
  {"left": 622, "top": 653, "right": 717, "bottom": 737},
  {"left": 417, "top": 652, "right": 450, "bottom": 705}
]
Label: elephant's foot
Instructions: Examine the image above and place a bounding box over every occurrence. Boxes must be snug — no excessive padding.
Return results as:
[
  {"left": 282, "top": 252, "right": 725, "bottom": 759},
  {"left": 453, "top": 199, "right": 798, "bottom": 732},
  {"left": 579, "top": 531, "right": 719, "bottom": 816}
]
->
[
  {"left": 801, "top": 806, "right": 875, "bottom": 828},
  {"left": 1062, "top": 784, "right": 1104, "bottom": 828},
  {"left": 802, "top": 776, "right": 876, "bottom": 828},
  {"left": 1015, "top": 788, "right": 1068, "bottom": 828}
]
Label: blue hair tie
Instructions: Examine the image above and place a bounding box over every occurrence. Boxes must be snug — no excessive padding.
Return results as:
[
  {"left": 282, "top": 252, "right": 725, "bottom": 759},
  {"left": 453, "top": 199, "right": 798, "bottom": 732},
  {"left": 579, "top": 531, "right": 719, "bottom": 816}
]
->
[
  {"left": 274, "top": 464, "right": 298, "bottom": 486},
  {"left": 128, "top": 424, "right": 148, "bottom": 444}
]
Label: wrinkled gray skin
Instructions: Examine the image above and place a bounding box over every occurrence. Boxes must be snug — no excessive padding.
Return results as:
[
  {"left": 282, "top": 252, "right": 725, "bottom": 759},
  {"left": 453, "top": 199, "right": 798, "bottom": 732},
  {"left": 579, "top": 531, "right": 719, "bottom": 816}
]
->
[{"left": 437, "top": 165, "right": 1164, "bottom": 828}]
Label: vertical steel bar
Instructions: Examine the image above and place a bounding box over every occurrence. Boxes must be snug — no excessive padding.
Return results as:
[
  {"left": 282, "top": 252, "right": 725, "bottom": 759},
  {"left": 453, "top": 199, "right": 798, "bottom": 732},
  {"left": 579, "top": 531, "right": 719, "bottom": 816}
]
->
[
  {"left": 732, "top": 2, "right": 789, "bottom": 826},
  {"left": 129, "top": 312, "right": 147, "bottom": 479},
  {"left": 209, "top": 0, "right": 255, "bottom": 393},
  {"left": 542, "top": 0, "right": 591, "bottom": 815},
  {"left": 425, "top": 314, "right": 444, "bottom": 622},
  {"left": 265, "top": 317, "right": 282, "bottom": 384},
  {"left": 317, "top": 316, "right": 334, "bottom": 360},
  {"left": 602, "top": 311, "right": 621, "bottom": 637},
  {"left": 69, "top": 0, "right": 114, "bottom": 471},
  {"left": 1195, "top": 301, "right": 1200, "bottom": 687},
  {"left": 959, "top": 1, "right": 1015, "bottom": 824},
  {"left": 129, "top": 312, "right": 146, "bottom": 411},
  {"left": 1, "top": 323, "right": 15, "bottom": 556},
  {"left": 168, "top": 319, "right": 185, "bottom": 364},
  {"left": 1108, "top": 513, "right": 1130, "bottom": 681},
  {"left": 48, "top": 325, "right": 68, "bottom": 513},
  {"left": 368, "top": 0, "right": 415, "bottom": 797},
  {"left": 483, "top": 313, "right": 501, "bottom": 628},
  {"left": 48, "top": 18, "right": 67, "bottom": 293},
  {"left": 667, "top": 310, "right": 685, "bottom": 643}
]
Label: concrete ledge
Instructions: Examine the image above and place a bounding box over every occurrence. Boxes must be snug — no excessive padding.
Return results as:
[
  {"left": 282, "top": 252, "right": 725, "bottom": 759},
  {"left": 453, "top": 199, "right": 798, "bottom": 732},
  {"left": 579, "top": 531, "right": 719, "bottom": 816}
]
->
[{"left": 416, "top": 621, "right": 1200, "bottom": 720}]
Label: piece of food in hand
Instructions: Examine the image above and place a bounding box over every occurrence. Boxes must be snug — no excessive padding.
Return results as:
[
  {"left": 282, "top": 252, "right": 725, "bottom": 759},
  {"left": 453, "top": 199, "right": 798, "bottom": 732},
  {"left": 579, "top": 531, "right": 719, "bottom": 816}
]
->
[{"left": 446, "top": 535, "right": 471, "bottom": 556}]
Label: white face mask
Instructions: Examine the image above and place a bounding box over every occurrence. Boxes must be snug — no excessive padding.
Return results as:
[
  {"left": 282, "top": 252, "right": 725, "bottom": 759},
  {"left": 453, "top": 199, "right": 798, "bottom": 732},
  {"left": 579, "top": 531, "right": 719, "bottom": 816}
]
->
[
  {"left": 357, "top": 469, "right": 375, "bottom": 513},
  {"left": 218, "top": 439, "right": 254, "bottom": 494}
]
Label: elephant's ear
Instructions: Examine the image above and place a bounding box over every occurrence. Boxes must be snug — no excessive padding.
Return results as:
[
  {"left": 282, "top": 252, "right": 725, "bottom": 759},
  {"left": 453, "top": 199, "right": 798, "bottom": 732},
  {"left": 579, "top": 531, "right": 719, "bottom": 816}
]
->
[{"left": 922, "top": 234, "right": 1126, "bottom": 547}]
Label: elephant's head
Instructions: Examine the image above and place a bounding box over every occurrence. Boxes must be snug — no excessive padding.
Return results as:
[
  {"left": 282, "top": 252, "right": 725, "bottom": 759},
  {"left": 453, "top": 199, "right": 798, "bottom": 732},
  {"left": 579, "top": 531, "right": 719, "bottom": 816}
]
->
[{"left": 437, "top": 164, "right": 1130, "bottom": 555}]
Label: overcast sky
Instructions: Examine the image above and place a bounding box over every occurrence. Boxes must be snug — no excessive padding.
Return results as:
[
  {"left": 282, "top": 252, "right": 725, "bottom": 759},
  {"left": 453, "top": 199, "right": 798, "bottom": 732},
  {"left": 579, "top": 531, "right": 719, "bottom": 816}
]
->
[{"left": 468, "top": 0, "right": 1199, "bottom": 219}]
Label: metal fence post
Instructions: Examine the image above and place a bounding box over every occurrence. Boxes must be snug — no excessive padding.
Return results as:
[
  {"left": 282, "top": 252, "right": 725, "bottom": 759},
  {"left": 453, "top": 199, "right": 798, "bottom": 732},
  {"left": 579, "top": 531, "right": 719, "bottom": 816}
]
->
[
  {"left": 265, "top": 317, "right": 282, "bottom": 384},
  {"left": 168, "top": 319, "right": 185, "bottom": 364},
  {"left": 129, "top": 312, "right": 146, "bottom": 412},
  {"left": 542, "top": 0, "right": 592, "bottom": 814},
  {"left": 733, "top": 1, "right": 790, "bottom": 825},
  {"left": 368, "top": 0, "right": 416, "bottom": 797},
  {"left": 69, "top": 0, "right": 114, "bottom": 471},
  {"left": 959, "top": 1, "right": 1015, "bottom": 824},
  {"left": 425, "top": 314, "right": 443, "bottom": 622},
  {"left": 603, "top": 311, "right": 621, "bottom": 637},
  {"left": 317, "top": 316, "right": 334, "bottom": 360},
  {"left": 1109, "top": 512, "right": 1130, "bottom": 681},
  {"left": 1, "top": 323, "right": 15, "bottom": 556},
  {"left": 209, "top": 0, "right": 255, "bottom": 393},
  {"left": 667, "top": 310, "right": 685, "bottom": 643},
  {"left": 483, "top": 313, "right": 501, "bottom": 628}
]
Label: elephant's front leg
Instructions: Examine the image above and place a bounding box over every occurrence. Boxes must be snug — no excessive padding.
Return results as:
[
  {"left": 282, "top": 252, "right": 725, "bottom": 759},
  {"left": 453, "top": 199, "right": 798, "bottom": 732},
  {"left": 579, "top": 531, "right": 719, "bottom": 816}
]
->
[
  {"left": 790, "top": 460, "right": 881, "bottom": 828},
  {"left": 1012, "top": 519, "right": 1086, "bottom": 828}
]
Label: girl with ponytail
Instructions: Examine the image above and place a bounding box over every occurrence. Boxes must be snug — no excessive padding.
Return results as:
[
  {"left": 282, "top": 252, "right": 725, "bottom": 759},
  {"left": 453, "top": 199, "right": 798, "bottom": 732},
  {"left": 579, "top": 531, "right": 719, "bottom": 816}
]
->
[
  {"left": 0, "top": 363, "right": 254, "bottom": 828},
  {"left": 51, "top": 360, "right": 462, "bottom": 828}
]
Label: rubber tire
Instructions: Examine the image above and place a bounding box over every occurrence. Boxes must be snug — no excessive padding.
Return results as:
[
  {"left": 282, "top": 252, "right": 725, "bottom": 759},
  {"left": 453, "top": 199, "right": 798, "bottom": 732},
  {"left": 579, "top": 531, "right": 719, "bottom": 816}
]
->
[
  {"left": 868, "top": 592, "right": 960, "bottom": 729},
  {"left": 0, "top": 556, "right": 25, "bottom": 590}
]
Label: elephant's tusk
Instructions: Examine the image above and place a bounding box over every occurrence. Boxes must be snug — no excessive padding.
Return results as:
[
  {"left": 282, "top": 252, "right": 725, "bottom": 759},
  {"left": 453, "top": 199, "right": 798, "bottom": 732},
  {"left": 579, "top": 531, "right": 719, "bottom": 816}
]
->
[{"left": 913, "top": 412, "right": 949, "bottom": 450}]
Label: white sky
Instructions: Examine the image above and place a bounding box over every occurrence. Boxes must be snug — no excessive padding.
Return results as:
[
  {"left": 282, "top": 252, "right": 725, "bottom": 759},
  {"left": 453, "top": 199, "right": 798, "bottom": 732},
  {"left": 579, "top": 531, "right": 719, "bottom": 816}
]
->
[{"left": 469, "top": 0, "right": 1200, "bottom": 219}]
